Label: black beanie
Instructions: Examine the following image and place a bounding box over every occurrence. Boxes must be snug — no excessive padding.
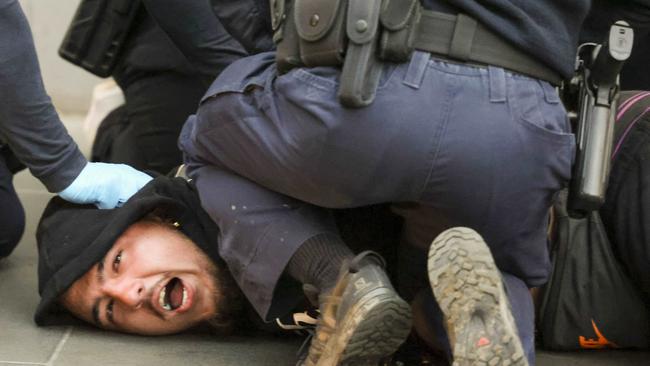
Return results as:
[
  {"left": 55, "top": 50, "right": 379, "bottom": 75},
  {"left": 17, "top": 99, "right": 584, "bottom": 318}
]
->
[{"left": 34, "top": 176, "right": 221, "bottom": 325}]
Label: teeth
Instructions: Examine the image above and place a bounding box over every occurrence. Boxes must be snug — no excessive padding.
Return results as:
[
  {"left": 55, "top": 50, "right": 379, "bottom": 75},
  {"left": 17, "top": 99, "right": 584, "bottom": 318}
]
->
[
  {"left": 159, "top": 287, "right": 171, "bottom": 311},
  {"left": 182, "top": 287, "right": 187, "bottom": 306}
]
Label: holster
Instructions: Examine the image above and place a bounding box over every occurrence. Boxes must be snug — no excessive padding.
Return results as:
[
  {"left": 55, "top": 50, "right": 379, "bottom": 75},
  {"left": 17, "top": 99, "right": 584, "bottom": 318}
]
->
[
  {"left": 273, "top": 0, "right": 419, "bottom": 107},
  {"left": 59, "top": 0, "right": 142, "bottom": 77},
  {"left": 295, "top": 0, "right": 348, "bottom": 67},
  {"left": 378, "top": 0, "right": 420, "bottom": 62},
  {"left": 272, "top": 0, "right": 303, "bottom": 73},
  {"left": 274, "top": 0, "right": 347, "bottom": 72}
]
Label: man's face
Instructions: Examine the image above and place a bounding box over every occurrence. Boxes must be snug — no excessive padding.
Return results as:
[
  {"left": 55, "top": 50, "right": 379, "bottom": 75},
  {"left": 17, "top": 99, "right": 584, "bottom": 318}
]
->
[{"left": 60, "top": 220, "right": 219, "bottom": 335}]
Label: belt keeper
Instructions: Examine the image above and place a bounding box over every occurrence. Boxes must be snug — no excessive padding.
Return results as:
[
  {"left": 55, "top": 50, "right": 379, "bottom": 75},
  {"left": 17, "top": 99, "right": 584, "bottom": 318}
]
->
[{"left": 448, "top": 14, "right": 477, "bottom": 61}]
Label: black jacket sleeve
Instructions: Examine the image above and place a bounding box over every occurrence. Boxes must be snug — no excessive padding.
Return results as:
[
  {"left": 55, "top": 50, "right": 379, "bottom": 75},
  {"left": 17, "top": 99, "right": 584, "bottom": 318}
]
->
[
  {"left": 140, "top": 0, "right": 252, "bottom": 82},
  {"left": 208, "top": 0, "right": 275, "bottom": 54}
]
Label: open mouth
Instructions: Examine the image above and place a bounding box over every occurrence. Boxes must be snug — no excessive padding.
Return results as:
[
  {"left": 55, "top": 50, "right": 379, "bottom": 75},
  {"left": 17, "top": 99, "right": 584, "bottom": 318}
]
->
[{"left": 158, "top": 277, "right": 187, "bottom": 311}]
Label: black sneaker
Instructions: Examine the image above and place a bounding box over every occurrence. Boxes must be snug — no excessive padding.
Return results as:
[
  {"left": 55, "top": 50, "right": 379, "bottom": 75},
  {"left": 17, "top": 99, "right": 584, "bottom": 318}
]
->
[
  {"left": 427, "top": 228, "right": 527, "bottom": 366},
  {"left": 301, "top": 251, "right": 412, "bottom": 366}
]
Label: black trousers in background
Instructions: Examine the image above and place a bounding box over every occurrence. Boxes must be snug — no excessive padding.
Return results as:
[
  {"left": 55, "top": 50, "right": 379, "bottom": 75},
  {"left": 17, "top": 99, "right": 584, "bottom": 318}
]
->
[
  {"left": 91, "top": 72, "right": 205, "bottom": 174},
  {"left": 0, "top": 149, "right": 25, "bottom": 258}
]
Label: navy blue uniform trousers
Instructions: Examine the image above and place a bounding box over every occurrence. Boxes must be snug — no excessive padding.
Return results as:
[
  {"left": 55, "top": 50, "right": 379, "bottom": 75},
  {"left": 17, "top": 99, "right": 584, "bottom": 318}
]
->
[{"left": 180, "top": 52, "right": 575, "bottom": 364}]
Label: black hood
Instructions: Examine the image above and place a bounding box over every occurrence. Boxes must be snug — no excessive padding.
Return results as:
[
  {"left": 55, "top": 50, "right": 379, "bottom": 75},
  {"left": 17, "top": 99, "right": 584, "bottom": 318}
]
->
[{"left": 34, "top": 176, "right": 221, "bottom": 325}]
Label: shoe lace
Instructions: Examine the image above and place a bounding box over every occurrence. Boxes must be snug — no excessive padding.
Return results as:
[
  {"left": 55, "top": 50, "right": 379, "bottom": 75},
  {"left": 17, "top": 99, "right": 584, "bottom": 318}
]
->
[
  {"left": 275, "top": 309, "right": 318, "bottom": 366},
  {"left": 276, "top": 309, "right": 319, "bottom": 332}
]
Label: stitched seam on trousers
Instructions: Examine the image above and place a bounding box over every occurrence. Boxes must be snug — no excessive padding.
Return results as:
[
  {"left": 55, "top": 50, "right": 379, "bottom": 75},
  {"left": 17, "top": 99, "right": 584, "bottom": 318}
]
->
[{"left": 418, "top": 72, "right": 454, "bottom": 197}]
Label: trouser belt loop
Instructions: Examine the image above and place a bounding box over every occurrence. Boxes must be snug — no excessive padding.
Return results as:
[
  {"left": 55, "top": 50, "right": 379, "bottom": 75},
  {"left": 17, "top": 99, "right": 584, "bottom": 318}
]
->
[
  {"left": 403, "top": 51, "right": 431, "bottom": 89},
  {"left": 449, "top": 14, "right": 477, "bottom": 62},
  {"left": 488, "top": 66, "right": 506, "bottom": 103},
  {"left": 540, "top": 80, "right": 561, "bottom": 103}
]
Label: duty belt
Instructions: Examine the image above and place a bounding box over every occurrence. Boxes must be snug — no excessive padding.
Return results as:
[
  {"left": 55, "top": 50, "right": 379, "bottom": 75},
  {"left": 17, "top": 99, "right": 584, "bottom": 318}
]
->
[
  {"left": 412, "top": 11, "right": 562, "bottom": 87},
  {"left": 272, "top": 0, "right": 563, "bottom": 107}
]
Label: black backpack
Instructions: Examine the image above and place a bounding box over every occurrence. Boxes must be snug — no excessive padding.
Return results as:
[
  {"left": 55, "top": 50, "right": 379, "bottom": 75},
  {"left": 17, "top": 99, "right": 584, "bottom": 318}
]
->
[
  {"left": 538, "top": 190, "right": 649, "bottom": 350},
  {"left": 538, "top": 91, "right": 650, "bottom": 350}
]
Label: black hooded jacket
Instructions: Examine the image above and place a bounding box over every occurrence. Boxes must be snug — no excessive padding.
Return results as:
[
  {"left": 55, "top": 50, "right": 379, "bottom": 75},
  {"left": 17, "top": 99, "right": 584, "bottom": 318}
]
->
[{"left": 34, "top": 176, "right": 222, "bottom": 325}]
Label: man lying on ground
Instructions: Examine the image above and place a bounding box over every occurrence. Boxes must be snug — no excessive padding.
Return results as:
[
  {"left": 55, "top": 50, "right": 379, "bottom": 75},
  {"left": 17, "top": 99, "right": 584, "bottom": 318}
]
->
[
  {"left": 33, "top": 174, "right": 396, "bottom": 339},
  {"left": 36, "top": 171, "right": 449, "bottom": 365}
]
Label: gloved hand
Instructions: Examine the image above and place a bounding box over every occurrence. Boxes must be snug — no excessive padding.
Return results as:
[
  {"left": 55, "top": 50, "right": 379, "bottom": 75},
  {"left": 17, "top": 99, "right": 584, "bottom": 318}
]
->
[{"left": 58, "top": 162, "right": 153, "bottom": 209}]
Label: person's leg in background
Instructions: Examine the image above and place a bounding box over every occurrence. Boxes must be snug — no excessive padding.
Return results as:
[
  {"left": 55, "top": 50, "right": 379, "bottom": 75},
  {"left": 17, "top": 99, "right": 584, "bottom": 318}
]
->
[
  {"left": 81, "top": 4, "right": 245, "bottom": 175},
  {"left": 90, "top": 106, "right": 127, "bottom": 166},
  {"left": 0, "top": 146, "right": 25, "bottom": 258},
  {"left": 93, "top": 72, "right": 205, "bottom": 174}
]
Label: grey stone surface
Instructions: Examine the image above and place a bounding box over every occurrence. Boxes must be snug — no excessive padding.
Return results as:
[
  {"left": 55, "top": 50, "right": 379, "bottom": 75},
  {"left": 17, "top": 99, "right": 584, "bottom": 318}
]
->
[
  {"left": 537, "top": 350, "right": 650, "bottom": 365},
  {"left": 53, "top": 328, "right": 299, "bottom": 366},
  {"left": 0, "top": 256, "right": 66, "bottom": 364}
]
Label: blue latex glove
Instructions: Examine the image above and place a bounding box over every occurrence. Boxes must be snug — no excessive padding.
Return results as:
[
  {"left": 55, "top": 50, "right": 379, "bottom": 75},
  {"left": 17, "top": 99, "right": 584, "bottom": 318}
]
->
[{"left": 58, "top": 162, "right": 153, "bottom": 209}]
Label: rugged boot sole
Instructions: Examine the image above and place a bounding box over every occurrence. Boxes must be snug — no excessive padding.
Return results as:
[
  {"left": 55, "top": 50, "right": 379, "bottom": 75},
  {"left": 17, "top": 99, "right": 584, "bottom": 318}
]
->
[
  {"left": 315, "top": 288, "right": 412, "bottom": 366},
  {"left": 427, "top": 227, "right": 528, "bottom": 366}
]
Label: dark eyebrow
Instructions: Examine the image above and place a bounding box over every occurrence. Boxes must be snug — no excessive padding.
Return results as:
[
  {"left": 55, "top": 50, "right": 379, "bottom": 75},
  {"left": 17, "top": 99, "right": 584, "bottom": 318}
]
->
[{"left": 96, "top": 259, "right": 105, "bottom": 284}]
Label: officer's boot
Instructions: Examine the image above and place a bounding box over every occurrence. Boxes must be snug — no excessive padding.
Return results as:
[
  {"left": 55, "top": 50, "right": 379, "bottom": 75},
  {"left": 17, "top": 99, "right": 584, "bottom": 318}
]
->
[
  {"left": 301, "top": 251, "right": 412, "bottom": 366},
  {"left": 427, "top": 227, "right": 528, "bottom": 366}
]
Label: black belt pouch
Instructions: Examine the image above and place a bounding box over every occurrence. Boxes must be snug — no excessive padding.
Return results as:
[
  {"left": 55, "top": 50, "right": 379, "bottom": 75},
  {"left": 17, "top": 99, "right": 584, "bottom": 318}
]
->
[{"left": 58, "top": 0, "right": 141, "bottom": 78}]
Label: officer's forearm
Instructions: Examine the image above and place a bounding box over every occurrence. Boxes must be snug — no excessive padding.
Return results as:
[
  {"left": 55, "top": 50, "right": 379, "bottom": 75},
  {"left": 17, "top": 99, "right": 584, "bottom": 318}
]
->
[{"left": 0, "top": 0, "right": 86, "bottom": 192}]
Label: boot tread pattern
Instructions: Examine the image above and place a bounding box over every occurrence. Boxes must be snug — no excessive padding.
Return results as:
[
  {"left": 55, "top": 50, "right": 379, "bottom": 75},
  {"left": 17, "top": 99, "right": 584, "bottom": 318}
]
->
[{"left": 428, "top": 227, "right": 527, "bottom": 366}]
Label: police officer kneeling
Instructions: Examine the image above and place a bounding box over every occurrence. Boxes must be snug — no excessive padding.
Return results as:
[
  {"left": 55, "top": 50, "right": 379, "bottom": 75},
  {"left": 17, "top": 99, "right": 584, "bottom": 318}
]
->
[{"left": 175, "top": 0, "right": 591, "bottom": 365}]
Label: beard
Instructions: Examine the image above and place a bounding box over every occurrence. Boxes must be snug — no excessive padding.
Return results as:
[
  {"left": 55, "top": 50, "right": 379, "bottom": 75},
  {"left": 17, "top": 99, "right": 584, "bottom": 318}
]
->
[
  {"left": 142, "top": 211, "right": 247, "bottom": 334},
  {"left": 204, "top": 258, "right": 247, "bottom": 334}
]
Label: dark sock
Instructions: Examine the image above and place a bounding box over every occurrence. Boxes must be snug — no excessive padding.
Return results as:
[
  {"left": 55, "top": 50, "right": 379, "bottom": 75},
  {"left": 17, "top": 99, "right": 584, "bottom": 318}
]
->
[{"left": 286, "top": 234, "right": 354, "bottom": 297}]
